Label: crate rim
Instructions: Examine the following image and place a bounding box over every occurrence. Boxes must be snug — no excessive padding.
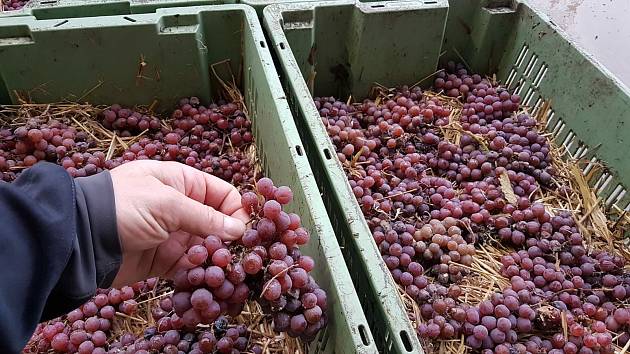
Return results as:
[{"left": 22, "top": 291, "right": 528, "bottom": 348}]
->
[{"left": 264, "top": 0, "right": 630, "bottom": 98}]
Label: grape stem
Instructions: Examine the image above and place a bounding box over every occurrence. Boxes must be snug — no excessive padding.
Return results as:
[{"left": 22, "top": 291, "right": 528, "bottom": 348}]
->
[
  {"left": 114, "top": 312, "right": 147, "bottom": 323},
  {"left": 135, "top": 290, "right": 173, "bottom": 305},
  {"left": 373, "top": 188, "right": 420, "bottom": 202},
  {"left": 259, "top": 264, "right": 298, "bottom": 299}
]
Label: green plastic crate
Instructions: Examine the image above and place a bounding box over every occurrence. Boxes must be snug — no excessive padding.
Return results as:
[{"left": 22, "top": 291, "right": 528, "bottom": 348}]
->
[
  {"left": 0, "top": 0, "right": 331, "bottom": 19},
  {"left": 263, "top": 0, "right": 630, "bottom": 353},
  {"left": 0, "top": 4, "right": 377, "bottom": 353},
  {"left": 265, "top": 1, "right": 449, "bottom": 352}
]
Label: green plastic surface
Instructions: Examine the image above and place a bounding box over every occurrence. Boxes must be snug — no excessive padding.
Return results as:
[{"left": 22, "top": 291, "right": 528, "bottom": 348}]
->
[
  {"left": 264, "top": 0, "right": 630, "bottom": 353},
  {"left": 0, "top": 0, "right": 225, "bottom": 19},
  {"left": 0, "top": 5, "right": 377, "bottom": 353},
  {"left": 0, "top": 0, "right": 329, "bottom": 19}
]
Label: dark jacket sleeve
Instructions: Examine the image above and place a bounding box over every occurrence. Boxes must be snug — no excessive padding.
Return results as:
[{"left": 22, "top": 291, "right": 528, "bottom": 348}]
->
[{"left": 0, "top": 162, "right": 121, "bottom": 354}]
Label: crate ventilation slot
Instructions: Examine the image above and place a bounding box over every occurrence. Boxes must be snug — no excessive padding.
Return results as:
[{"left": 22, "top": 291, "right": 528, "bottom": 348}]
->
[
  {"left": 515, "top": 44, "right": 529, "bottom": 68},
  {"left": 524, "top": 54, "right": 539, "bottom": 77},
  {"left": 573, "top": 143, "right": 589, "bottom": 159},
  {"left": 605, "top": 185, "right": 626, "bottom": 207},
  {"left": 53, "top": 20, "right": 69, "bottom": 28},
  {"left": 513, "top": 78, "right": 526, "bottom": 95},
  {"left": 531, "top": 97, "right": 544, "bottom": 115},
  {"left": 506, "top": 68, "right": 518, "bottom": 87},
  {"left": 544, "top": 110, "right": 556, "bottom": 130},
  {"left": 561, "top": 131, "right": 576, "bottom": 152},
  {"left": 508, "top": 45, "right": 549, "bottom": 100},
  {"left": 582, "top": 157, "right": 599, "bottom": 176},
  {"left": 550, "top": 117, "right": 565, "bottom": 137},
  {"left": 594, "top": 173, "right": 613, "bottom": 194},
  {"left": 523, "top": 87, "right": 536, "bottom": 106},
  {"left": 400, "top": 330, "right": 413, "bottom": 352},
  {"left": 532, "top": 64, "right": 549, "bottom": 87}
]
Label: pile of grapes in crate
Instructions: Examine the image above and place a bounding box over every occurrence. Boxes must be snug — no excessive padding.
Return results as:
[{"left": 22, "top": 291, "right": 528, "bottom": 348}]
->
[
  {"left": 1, "top": 91, "right": 327, "bottom": 353},
  {"left": 314, "top": 61, "right": 630, "bottom": 354},
  {"left": 2, "top": 0, "right": 28, "bottom": 11}
]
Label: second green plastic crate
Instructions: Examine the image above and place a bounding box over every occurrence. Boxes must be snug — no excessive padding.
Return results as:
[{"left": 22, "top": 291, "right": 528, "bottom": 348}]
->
[{"left": 263, "top": 0, "right": 630, "bottom": 353}]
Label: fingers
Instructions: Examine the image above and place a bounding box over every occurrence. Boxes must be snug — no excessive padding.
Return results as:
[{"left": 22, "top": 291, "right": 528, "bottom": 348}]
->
[
  {"left": 163, "top": 188, "right": 246, "bottom": 241},
  {"left": 112, "top": 249, "right": 156, "bottom": 288},
  {"left": 230, "top": 207, "right": 250, "bottom": 226},
  {"left": 149, "top": 161, "right": 249, "bottom": 224}
]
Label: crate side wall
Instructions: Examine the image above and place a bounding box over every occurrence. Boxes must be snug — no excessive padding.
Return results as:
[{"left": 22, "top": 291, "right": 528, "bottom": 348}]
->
[
  {"left": 304, "top": 2, "right": 448, "bottom": 99},
  {"left": 2, "top": 0, "right": 334, "bottom": 20},
  {"left": 245, "top": 50, "right": 374, "bottom": 352},
  {"left": 442, "top": 0, "right": 630, "bottom": 211},
  {"left": 0, "top": 0, "right": 229, "bottom": 19}
]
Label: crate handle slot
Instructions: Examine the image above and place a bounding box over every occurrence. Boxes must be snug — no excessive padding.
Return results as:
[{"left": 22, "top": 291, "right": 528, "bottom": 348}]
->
[
  {"left": 53, "top": 19, "right": 69, "bottom": 28},
  {"left": 259, "top": 40, "right": 266, "bottom": 48},
  {"left": 358, "top": 324, "right": 370, "bottom": 345},
  {"left": 400, "top": 330, "right": 413, "bottom": 351},
  {"left": 323, "top": 148, "right": 332, "bottom": 160},
  {"left": 295, "top": 145, "right": 303, "bottom": 156},
  {"left": 123, "top": 16, "right": 137, "bottom": 23}
]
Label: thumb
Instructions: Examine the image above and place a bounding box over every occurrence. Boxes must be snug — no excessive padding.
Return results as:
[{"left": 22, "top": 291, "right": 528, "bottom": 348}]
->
[{"left": 164, "top": 189, "right": 247, "bottom": 241}]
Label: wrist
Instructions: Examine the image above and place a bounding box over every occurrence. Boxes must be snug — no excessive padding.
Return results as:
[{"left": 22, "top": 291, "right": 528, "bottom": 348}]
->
[{"left": 75, "top": 170, "right": 122, "bottom": 288}]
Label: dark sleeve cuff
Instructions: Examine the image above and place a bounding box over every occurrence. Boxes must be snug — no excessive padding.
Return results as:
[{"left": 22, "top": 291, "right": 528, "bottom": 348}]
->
[{"left": 75, "top": 171, "right": 121, "bottom": 288}]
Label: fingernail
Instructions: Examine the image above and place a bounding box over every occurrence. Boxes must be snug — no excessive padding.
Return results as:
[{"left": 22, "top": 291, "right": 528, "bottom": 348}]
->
[{"left": 224, "top": 216, "right": 246, "bottom": 239}]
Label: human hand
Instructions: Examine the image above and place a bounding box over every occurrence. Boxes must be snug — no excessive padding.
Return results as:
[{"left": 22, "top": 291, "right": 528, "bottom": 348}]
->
[{"left": 108, "top": 160, "right": 249, "bottom": 287}]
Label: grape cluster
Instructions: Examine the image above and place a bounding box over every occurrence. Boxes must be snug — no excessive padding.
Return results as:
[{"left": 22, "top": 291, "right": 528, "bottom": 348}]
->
[
  {"left": 314, "top": 61, "right": 628, "bottom": 353},
  {"left": 98, "top": 105, "right": 162, "bottom": 136},
  {"left": 107, "top": 317, "right": 256, "bottom": 354},
  {"left": 2, "top": 0, "right": 27, "bottom": 10},
  {"left": 25, "top": 280, "right": 153, "bottom": 353},
  {"left": 171, "top": 177, "right": 327, "bottom": 342},
  {"left": 26, "top": 279, "right": 261, "bottom": 354},
  {"left": 0, "top": 118, "right": 105, "bottom": 180},
  {"left": 103, "top": 98, "right": 256, "bottom": 187},
  {"left": 1, "top": 98, "right": 257, "bottom": 187}
]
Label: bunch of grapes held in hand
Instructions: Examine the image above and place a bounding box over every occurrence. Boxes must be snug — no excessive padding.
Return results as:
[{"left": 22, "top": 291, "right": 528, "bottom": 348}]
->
[{"left": 172, "top": 177, "right": 327, "bottom": 343}]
